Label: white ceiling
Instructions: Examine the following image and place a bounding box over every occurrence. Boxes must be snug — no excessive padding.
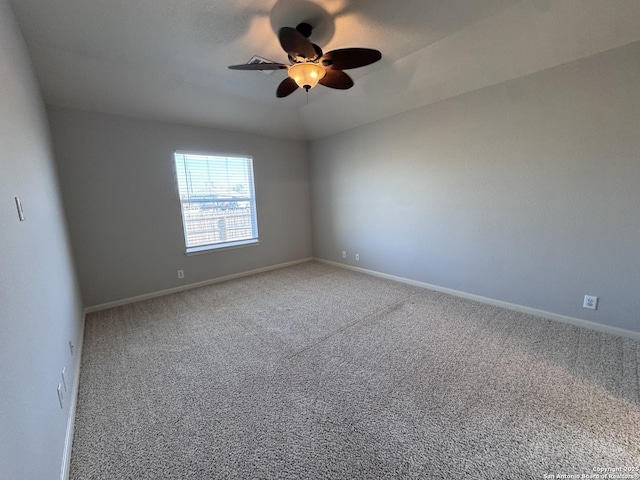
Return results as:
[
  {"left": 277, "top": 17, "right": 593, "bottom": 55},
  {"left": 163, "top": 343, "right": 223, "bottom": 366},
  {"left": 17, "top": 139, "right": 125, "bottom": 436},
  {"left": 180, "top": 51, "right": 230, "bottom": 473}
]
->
[{"left": 9, "top": 0, "right": 640, "bottom": 140}]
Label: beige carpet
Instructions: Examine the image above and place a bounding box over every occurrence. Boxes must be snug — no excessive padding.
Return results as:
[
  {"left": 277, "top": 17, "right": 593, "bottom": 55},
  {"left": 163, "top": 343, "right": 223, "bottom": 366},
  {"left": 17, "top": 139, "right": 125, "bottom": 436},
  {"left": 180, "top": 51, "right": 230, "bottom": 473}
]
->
[{"left": 70, "top": 261, "right": 640, "bottom": 479}]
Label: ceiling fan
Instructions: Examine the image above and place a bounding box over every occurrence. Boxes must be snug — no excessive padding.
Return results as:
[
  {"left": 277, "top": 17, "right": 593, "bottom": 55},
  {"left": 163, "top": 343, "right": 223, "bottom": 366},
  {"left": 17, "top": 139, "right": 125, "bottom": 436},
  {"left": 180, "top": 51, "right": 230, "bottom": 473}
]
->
[{"left": 228, "top": 22, "right": 382, "bottom": 98}]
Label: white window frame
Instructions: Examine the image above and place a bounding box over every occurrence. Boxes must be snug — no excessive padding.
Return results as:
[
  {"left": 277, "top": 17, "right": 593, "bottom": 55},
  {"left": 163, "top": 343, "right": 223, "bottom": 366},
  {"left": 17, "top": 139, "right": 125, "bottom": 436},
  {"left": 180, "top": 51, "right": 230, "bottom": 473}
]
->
[{"left": 174, "top": 151, "right": 259, "bottom": 255}]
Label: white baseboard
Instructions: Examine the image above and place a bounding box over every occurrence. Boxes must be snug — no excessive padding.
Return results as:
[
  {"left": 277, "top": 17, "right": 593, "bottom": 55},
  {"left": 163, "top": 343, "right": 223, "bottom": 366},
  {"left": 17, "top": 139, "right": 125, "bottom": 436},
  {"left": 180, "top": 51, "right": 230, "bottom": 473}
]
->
[
  {"left": 60, "top": 314, "right": 85, "bottom": 480},
  {"left": 316, "top": 258, "right": 640, "bottom": 342},
  {"left": 84, "top": 258, "right": 314, "bottom": 314}
]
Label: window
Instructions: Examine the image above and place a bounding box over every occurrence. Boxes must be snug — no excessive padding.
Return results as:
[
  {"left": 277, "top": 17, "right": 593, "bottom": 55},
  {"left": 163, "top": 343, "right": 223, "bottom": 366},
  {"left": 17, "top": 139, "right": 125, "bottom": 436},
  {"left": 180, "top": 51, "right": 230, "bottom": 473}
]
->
[{"left": 174, "top": 152, "right": 259, "bottom": 254}]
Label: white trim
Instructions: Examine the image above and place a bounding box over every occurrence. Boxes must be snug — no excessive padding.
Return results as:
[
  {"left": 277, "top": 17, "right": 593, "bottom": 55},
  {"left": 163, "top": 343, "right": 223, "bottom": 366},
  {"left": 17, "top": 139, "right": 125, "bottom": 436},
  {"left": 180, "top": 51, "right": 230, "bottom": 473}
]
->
[
  {"left": 60, "top": 314, "right": 85, "bottom": 480},
  {"left": 316, "top": 258, "right": 640, "bottom": 342},
  {"left": 84, "top": 258, "right": 314, "bottom": 313},
  {"left": 185, "top": 239, "right": 259, "bottom": 256}
]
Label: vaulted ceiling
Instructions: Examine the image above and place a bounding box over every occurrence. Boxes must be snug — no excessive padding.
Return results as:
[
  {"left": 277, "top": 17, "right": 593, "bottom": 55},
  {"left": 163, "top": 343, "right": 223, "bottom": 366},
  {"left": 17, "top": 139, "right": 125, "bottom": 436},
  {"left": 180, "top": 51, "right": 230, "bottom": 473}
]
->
[{"left": 9, "top": 0, "right": 640, "bottom": 140}]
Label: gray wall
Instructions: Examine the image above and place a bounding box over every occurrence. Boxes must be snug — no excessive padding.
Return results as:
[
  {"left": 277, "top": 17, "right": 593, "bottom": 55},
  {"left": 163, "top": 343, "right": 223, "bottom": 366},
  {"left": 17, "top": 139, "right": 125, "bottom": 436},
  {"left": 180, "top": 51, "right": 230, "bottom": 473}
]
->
[
  {"left": 47, "top": 107, "right": 312, "bottom": 307},
  {"left": 311, "top": 40, "right": 640, "bottom": 334},
  {"left": 0, "top": 1, "right": 84, "bottom": 478}
]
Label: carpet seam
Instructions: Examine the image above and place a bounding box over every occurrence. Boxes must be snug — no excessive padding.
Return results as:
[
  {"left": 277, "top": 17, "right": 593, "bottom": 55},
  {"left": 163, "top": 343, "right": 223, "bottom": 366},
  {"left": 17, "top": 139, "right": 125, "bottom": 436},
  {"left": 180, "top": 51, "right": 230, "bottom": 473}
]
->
[{"left": 283, "top": 290, "right": 425, "bottom": 361}]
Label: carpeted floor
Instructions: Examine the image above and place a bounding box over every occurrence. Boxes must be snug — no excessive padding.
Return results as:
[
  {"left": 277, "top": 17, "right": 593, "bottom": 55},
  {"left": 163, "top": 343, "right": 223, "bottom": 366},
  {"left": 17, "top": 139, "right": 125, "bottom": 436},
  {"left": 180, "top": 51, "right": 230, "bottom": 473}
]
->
[{"left": 70, "top": 261, "right": 640, "bottom": 479}]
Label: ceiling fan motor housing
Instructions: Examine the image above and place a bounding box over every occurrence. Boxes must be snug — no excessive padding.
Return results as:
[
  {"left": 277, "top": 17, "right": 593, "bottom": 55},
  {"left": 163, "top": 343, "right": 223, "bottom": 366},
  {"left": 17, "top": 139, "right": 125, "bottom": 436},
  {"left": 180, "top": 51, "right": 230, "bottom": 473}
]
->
[{"left": 296, "top": 22, "right": 313, "bottom": 38}]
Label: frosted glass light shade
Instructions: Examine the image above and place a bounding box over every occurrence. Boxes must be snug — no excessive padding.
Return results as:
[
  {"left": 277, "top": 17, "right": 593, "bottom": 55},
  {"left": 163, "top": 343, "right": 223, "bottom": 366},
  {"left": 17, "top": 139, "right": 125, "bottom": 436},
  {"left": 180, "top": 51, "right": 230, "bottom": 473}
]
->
[{"left": 288, "top": 63, "right": 326, "bottom": 91}]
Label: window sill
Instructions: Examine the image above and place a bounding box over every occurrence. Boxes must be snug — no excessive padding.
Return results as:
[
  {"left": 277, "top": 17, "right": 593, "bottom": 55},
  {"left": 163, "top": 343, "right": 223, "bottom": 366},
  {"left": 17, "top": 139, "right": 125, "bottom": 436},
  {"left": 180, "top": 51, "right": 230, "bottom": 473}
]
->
[{"left": 185, "top": 239, "right": 260, "bottom": 256}]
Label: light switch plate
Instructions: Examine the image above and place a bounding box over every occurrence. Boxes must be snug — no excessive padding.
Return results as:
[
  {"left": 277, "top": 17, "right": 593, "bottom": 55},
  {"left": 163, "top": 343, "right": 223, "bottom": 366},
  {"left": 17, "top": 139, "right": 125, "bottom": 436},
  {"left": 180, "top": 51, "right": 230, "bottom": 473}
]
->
[
  {"left": 15, "top": 197, "right": 25, "bottom": 221},
  {"left": 57, "top": 383, "right": 64, "bottom": 408}
]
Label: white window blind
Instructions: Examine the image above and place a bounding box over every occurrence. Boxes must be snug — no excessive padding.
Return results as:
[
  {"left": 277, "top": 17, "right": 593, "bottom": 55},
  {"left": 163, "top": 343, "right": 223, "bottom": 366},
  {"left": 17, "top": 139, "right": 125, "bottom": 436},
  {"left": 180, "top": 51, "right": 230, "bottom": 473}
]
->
[{"left": 174, "top": 152, "right": 259, "bottom": 253}]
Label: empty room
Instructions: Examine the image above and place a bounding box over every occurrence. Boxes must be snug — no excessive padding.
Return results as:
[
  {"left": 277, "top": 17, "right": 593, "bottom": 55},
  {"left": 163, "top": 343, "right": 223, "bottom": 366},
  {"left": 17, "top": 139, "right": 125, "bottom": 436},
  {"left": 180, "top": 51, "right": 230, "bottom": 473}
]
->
[{"left": 1, "top": 0, "right": 639, "bottom": 479}]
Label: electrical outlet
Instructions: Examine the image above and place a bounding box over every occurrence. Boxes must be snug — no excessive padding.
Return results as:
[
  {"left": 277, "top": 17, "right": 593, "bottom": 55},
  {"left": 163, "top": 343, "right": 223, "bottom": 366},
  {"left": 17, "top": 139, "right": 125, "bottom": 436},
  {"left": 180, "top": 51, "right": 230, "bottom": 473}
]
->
[
  {"left": 583, "top": 295, "right": 598, "bottom": 310},
  {"left": 177, "top": 269, "right": 184, "bottom": 279},
  {"left": 355, "top": 253, "right": 360, "bottom": 261},
  {"left": 342, "top": 251, "right": 346, "bottom": 259}
]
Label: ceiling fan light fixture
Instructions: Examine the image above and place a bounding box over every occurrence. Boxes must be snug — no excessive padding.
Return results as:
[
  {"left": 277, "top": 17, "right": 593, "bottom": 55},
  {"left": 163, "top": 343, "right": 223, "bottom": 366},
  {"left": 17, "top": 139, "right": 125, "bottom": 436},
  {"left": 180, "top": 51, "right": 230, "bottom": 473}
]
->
[
  {"left": 229, "top": 24, "right": 381, "bottom": 98},
  {"left": 288, "top": 62, "right": 326, "bottom": 91}
]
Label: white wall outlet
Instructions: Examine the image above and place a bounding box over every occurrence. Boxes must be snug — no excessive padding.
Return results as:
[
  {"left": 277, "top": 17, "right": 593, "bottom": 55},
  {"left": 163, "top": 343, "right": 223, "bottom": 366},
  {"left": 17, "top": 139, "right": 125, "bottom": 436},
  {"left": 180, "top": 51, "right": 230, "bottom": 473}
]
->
[
  {"left": 583, "top": 295, "right": 598, "bottom": 310},
  {"left": 177, "top": 269, "right": 185, "bottom": 279},
  {"left": 355, "top": 253, "right": 360, "bottom": 261},
  {"left": 342, "top": 251, "right": 346, "bottom": 259}
]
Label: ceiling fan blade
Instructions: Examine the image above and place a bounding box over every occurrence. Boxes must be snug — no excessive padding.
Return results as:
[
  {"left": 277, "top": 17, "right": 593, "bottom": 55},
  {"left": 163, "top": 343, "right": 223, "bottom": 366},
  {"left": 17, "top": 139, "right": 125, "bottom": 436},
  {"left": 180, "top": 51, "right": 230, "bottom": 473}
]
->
[
  {"left": 228, "top": 63, "right": 288, "bottom": 71},
  {"left": 321, "top": 48, "right": 382, "bottom": 70},
  {"left": 278, "top": 27, "right": 318, "bottom": 61},
  {"left": 277, "top": 77, "right": 299, "bottom": 98},
  {"left": 319, "top": 69, "right": 354, "bottom": 90}
]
